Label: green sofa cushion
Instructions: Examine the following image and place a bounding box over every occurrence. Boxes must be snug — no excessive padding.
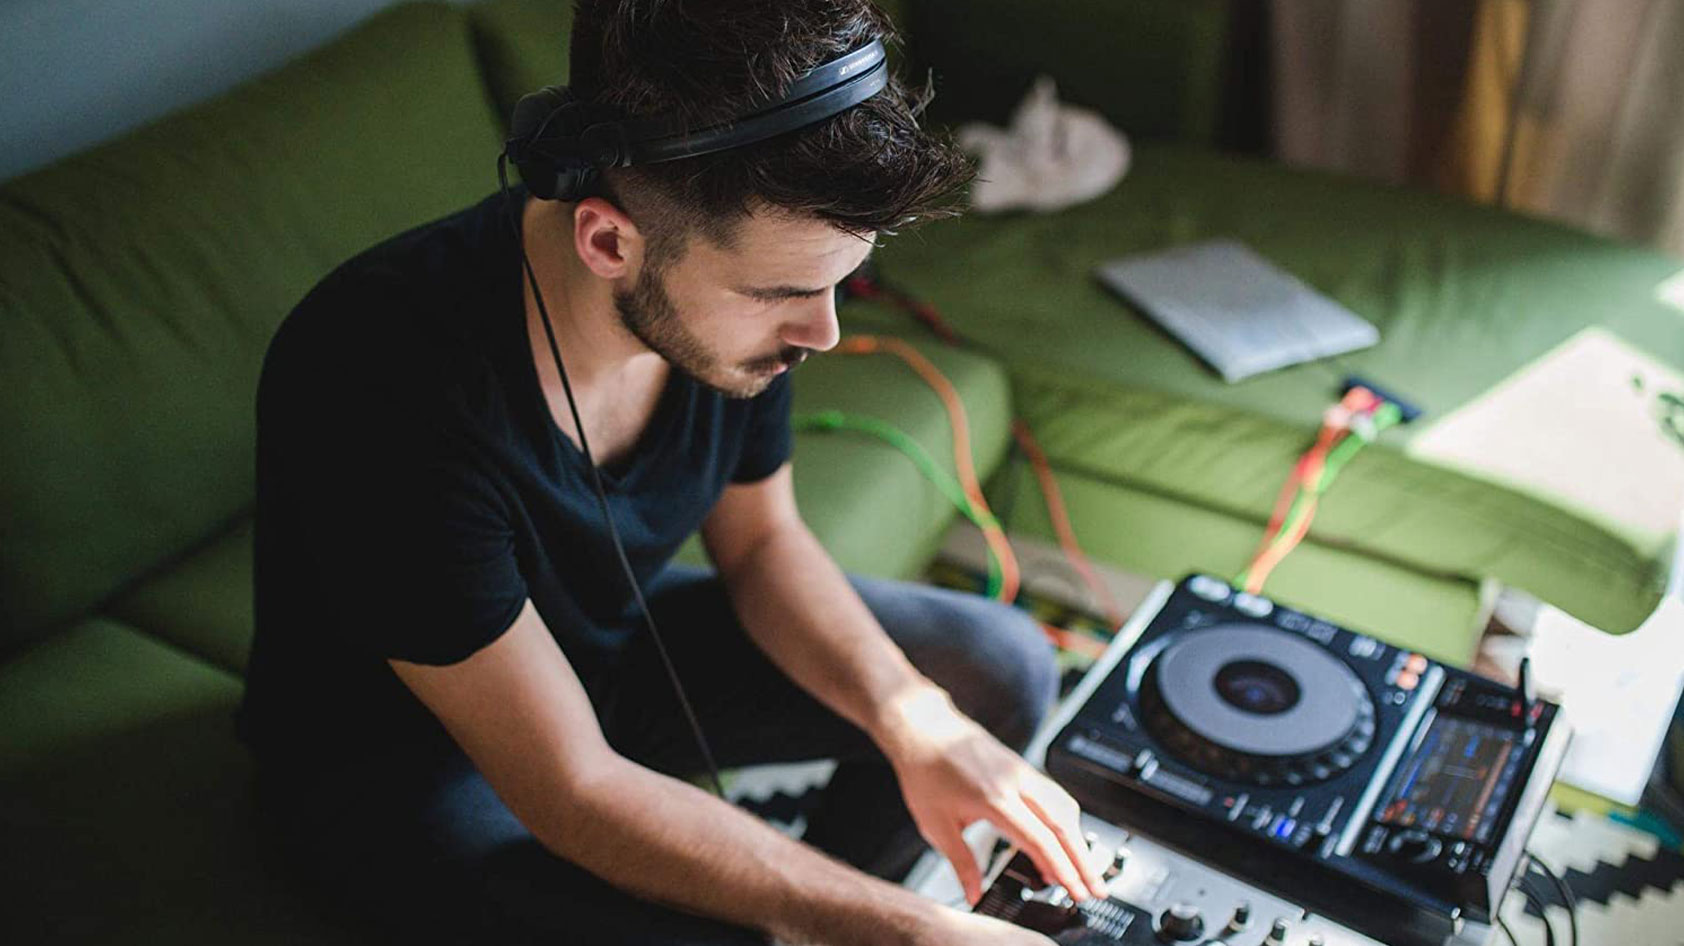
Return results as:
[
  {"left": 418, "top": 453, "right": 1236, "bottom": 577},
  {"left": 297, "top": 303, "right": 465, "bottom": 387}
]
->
[
  {"left": 676, "top": 332, "right": 1015, "bottom": 579},
  {"left": 845, "top": 142, "right": 1681, "bottom": 632},
  {"left": 0, "top": 2, "right": 506, "bottom": 648},
  {"left": 1006, "top": 368, "right": 1659, "bottom": 633},
  {"left": 0, "top": 619, "right": 356, "bottom": 944},
  {"left": 988, "top": 463, "right": 1488, "bottom": 665},
  {"left": 106, "top": 518, "right": 255, "bottom": 675}
]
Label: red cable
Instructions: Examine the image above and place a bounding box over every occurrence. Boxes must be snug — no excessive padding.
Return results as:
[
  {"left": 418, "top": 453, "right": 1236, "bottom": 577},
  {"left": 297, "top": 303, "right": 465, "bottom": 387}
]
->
[
  {"left": 1011, "top": 421, "right": 1127, "bottom": 629},
  {"left": 833, "top": 335, "right": 1022, "bottom": 604},
  {"left": 846, "top": 274, "right": 1125, "bottom": 626}
]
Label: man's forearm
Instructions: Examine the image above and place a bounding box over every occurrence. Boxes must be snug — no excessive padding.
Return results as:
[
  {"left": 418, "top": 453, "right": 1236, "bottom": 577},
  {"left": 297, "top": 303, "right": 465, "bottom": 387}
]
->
[
  {"left": 534, "top": 754, "right": 941, "bottom": 945},
  {"left": 718, "top": 522, "right": 943, "bottom": 748}
]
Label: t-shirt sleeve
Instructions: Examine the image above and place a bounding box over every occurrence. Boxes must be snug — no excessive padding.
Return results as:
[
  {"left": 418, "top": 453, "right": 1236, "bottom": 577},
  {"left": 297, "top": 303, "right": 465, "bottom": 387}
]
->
[
  {"left": 259, "top": 304, "right": 529, "bottom": 666},
  {"left": 731, "top": 371, "right": 794, "bottom": 483}
]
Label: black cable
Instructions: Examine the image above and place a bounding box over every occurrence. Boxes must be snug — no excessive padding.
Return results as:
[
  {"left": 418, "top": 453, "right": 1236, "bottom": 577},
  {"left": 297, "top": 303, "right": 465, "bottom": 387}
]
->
[
  {"left": 1528, "top": 853, "right": 1580, "bottom": 946},
  {"left": 497, "top": 153, "right": 727, "bottom": 798},
  {"left": 1518, "top": 880, "right": 1558, "bottom": 946}
]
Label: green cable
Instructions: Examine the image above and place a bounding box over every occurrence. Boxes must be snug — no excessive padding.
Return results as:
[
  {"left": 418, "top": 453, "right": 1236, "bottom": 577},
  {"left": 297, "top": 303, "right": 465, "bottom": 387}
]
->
[
  {"left": 1236, "top": 402, "right": 1404, "bottom": 588},
  {"left": 1315, "top": 402, "right": 1402, "bottom": 490},
  {"left": 793, "top": 409, "right": 1004, "bottom": 598}
]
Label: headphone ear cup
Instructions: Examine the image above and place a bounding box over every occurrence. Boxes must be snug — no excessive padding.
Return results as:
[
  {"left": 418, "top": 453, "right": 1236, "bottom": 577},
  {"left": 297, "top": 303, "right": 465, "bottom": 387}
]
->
[
  {"left": 511, "top": 86, "right": 571, "bottom": 141},
  {"left": 509, "top": 85, "right": 596, "bottom": 202},
  {"left": 551, "top": 163, "right": 600, "bottom": 203}
]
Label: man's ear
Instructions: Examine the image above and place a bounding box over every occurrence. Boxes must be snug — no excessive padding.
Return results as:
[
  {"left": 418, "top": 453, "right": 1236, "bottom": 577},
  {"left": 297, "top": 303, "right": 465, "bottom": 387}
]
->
[{"left": 571, "top": 196, "right": 643, "bottom": 280}]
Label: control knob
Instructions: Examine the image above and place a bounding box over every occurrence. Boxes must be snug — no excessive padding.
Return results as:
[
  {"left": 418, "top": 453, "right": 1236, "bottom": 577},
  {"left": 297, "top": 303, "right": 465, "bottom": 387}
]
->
[
  {"left": 1156, "top": 902, "right": 1205, "bottom": 942},
  {"left": 1225, "top": 901, "right": 1252, "bottom": 933},
  {"left": 1104, "top": 847, "right": 1129, "bottom": 881},
  {"left": 1388, "top": 829, "right": 1443, "bottom": 864}
]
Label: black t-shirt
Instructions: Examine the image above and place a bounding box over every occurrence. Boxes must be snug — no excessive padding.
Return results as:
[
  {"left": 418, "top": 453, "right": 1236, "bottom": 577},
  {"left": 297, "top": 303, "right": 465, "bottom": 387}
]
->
[{"left": 236, "top": 187, "right": 793, "bottom": 767}]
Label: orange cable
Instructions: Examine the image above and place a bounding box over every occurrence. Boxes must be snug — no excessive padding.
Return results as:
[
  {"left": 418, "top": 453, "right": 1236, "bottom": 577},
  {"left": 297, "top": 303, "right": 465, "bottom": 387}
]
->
[
  {"left": 1039, "top": 621, "right": 1109, "bottom": 661},
  {"left": 1245, "top": 387, "right": 1376, "bottom": 567},
  {"left": 1241, "top": 389, "right": 1383, "bottom": 592},
  {"left": 1011, "top": 420, "right": 1127, "bottom": 629},
  {"left": 1243, "top": 495, "right": 1320, "bottom": 594},
  {"left": 844, "top": 273, "right": 1126, "bottom": 627},
  {"left": 833, "top": 335, "right": 1022, "bottom": 603},
  {"left": 1249, "top": 426, "right": 1336, "bottom": 563}
]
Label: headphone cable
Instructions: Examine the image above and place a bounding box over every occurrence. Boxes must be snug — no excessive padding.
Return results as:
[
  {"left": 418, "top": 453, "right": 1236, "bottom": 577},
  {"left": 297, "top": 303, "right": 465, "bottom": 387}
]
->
[
  {"left": 1527, "top": 853, "right": 1579, "bottom": 946},
  {"left": 497, "top": 153, "right": 727, "bottom": 798}
]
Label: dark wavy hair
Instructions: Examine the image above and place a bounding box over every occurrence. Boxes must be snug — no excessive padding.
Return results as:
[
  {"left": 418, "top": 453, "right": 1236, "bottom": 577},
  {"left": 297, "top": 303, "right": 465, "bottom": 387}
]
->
[{"left": 567, "top": 0, "right": 976, "bottom": 268}]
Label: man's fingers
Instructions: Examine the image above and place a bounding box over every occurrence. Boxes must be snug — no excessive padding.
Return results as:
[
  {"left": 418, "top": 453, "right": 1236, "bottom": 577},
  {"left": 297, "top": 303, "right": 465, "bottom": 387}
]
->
[
  {"left": 925, "top": 818, "right": 984, "bottom": 905},
  {"left": 991, "top": 795, "right": 1092, "bottom": 901},
  {"left": 1022, "top": 780, "right": 1107, "bottom": 898}
]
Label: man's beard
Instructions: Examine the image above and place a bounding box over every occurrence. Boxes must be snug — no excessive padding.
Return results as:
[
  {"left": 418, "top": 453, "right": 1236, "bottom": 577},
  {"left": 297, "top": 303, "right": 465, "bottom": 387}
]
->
[{"left": 614, "top": 265, "right": 807, "bottom": 399}]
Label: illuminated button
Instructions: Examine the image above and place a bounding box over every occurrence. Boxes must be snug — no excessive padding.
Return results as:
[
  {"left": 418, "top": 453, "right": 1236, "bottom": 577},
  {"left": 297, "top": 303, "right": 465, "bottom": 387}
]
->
[
  {"left": 1396, "top": 670, "right": 1421, "bottom": 691},
  {"left": 1189, "top": 575, "right": 1230, "bottom": 601},
  {"left": 1233, "top": 593, "right": 1273, "bottom": 618},
  {"left": 1348, "top": 635, "right": 1382, "bottom": 659},
  {"left": 1406, "top": 653, "right": 1430, "bottom": 674}
]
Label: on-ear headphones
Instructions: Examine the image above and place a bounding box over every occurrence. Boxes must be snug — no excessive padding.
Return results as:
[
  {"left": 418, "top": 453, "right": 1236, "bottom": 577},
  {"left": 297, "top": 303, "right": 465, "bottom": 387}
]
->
[{"left": 504, "top": 38, "right": 890, "bottom": 201}]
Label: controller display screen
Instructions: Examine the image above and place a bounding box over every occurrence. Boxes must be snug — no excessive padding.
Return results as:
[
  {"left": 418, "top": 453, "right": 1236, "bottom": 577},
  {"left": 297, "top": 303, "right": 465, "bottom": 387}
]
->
[{"left": 1377, "top": 716, "right": 1525, "bottom": 844}]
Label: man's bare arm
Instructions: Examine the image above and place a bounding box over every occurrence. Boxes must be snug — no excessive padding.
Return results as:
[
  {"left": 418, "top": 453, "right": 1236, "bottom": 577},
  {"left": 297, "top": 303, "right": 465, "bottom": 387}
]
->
[
  {"left": 701, "top": 464, "right": 1106, "bottom": 904},
  {"left": 387, "top": 601, "right": 1049, "bottom": 946}
]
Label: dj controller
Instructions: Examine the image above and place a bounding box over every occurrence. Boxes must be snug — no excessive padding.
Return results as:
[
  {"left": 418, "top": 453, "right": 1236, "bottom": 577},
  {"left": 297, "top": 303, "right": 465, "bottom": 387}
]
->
[{"left": 961, "top": 575, "right": 1571, "bottom": 946}]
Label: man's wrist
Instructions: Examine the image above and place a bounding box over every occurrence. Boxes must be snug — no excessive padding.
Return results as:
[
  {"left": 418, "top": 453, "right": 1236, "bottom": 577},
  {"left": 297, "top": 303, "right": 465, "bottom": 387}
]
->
[
  {"left": 870, "top": 681, "right": 967, "bottom": 763},
  {"left": 770, "top": 855, "right": 953, "bottom": 946}
]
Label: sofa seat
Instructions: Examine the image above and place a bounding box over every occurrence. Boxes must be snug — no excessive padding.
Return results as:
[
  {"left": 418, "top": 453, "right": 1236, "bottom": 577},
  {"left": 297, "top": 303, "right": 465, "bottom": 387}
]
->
[
  {"left": 840, "top": 141, "right": 1682, "bottom": 636},
  {"left": 106, "top": 518, "right": 256, "bottom": 676},
  {"left": 0, "top": 618, "right": 356, "bottom": 945}
]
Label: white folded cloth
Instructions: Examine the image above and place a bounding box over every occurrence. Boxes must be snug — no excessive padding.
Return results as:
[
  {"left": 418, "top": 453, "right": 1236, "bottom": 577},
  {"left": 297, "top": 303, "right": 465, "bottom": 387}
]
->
[{"left": 956, "top": 76, "right": 1131, "bottom": 214}]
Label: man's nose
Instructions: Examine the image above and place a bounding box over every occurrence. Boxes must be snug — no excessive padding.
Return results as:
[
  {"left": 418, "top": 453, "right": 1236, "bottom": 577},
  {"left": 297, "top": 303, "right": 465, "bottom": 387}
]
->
[{"left": 781, "top": 294, "right": 841, "bottom": 352}]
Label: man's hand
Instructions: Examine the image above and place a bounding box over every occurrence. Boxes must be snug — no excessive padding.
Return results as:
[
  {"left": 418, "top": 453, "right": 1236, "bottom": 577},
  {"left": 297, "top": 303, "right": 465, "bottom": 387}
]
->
[{"left": 876, "top": 686, "right": 1108, "bottom": 907}]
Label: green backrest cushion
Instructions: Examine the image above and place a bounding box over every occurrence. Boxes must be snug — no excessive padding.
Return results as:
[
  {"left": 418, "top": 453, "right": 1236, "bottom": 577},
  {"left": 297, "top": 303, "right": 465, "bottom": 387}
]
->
[
  {"left": 906, "top": 0, "right": 1232, "bottom": 144},
  {"left": 0, "top": 2, "right": 505, "bottom": 646}
]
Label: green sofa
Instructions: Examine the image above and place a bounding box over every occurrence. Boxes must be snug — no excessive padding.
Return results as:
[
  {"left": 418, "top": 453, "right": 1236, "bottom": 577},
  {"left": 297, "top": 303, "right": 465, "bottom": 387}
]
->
[{"left": 2, "top": 1, "right": 1678, "bottom": 941}]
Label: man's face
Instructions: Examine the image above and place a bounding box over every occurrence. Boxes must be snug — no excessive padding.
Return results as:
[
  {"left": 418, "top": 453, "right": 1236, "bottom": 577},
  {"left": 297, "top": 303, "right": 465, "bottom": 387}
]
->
[{"left": 615, "top": 208, "right": 874, "bottom": 399}]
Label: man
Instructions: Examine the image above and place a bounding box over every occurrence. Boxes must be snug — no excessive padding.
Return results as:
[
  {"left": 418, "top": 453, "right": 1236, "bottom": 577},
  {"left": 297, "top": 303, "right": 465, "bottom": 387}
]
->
[{"left": 238, "top": 1, "right": 1106, "bottom": 943}]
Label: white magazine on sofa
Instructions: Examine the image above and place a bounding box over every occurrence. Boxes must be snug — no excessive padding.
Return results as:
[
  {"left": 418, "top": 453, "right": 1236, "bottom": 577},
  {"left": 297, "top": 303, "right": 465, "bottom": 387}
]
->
[{"left": 1095, "top": 239, "right": 1380, "bottom": 382}]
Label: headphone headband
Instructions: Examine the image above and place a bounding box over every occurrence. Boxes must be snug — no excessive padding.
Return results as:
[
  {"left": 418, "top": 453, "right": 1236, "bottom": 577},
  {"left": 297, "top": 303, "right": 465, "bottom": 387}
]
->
[{"left": 507, "top": 39, "right": 890, "bottom": 200}]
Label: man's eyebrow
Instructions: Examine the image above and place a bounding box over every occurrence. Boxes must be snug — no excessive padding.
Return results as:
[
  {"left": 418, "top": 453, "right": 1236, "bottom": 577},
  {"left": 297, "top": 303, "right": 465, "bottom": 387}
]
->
[
  {"left": 734, "top": 246, "right": 877, "bottom": 301},
  {"left": 736, "top": 283, "right": 831, "bottom": 301}
]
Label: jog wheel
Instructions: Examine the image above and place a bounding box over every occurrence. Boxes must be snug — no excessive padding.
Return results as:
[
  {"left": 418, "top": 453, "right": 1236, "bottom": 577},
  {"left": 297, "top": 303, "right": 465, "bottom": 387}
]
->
[{"left": 1139, "top": 625, "right": 1376, "bottom": 786}]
